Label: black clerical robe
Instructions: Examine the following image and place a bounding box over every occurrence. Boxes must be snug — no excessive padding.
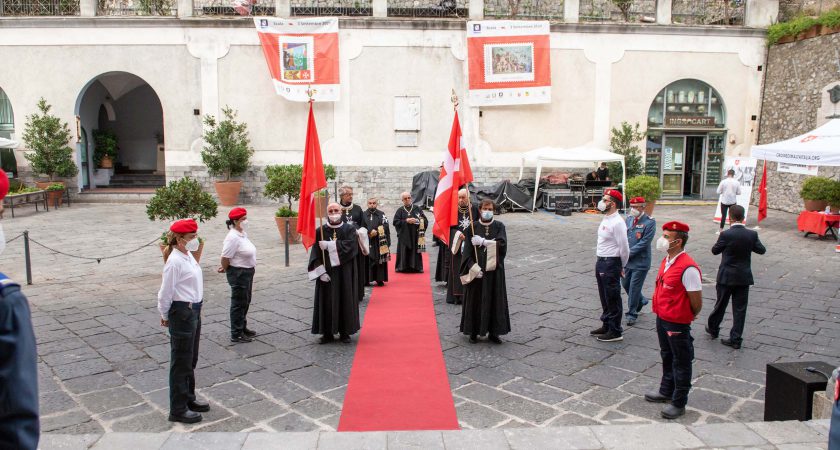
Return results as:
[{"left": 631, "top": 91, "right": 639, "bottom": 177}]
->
[
  {"left": 434, "top": 236, "right": 448, "bottom": 283},
  {"left": 459, "top": 219, "right": 511, "bottom": 336},
  {"left": 393, "top": 205, "right": 427, "bottom": 273},
  {"left": 340, "top": 202, "right": 368, "bottom": 302},
  {"left": 308, "top": 222, "right": 361, "bottom": 337},
  {"left": 362, "top": 208, "right": 390, "bottom": 284},
  {"left": 446, "top": 205, "right": 480, "bottom": 304}
]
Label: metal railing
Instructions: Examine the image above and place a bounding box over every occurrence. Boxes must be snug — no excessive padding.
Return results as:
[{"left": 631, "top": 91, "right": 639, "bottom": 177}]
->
[
  {"left": 388, "top": 0, "right": 467, "bottom": 18},
  {"left": 290, "top": 0, "right": 372, "bottom": 16},
  {"left": 672, "top": 0, "right": 745, "bottom": 26},
  {"left": 0, "top": 0, "right": 79, "bottom": 15},
  {"left": 483, "top": 0, "right": 564, "bottom": 20},
  {"left": 97, "top": 0, "right": 175, "bottom": 15},
  {"left": 193, "top": 0, "right": 273, "bottom": 16},
  {"left": 579, "top": 0, "right": 656, "bottom": 22}
]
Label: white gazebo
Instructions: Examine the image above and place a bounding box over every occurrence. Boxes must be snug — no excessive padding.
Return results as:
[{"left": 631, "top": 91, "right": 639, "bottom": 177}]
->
[
  {"left": 518, "top": 145, "right": 626, "bottom": 210},
  {"left": 750, "top": 119, "right": 840, "bottom": 167}
]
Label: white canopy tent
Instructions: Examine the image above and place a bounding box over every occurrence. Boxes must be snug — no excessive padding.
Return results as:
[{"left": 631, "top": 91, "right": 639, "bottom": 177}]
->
[
  {"left": 518, "top": 145, "right": 626, "bottom": 211},
  {"left": 750, "top": 118, "right": 840, "bottom": 167},
  {"left": 0, "top": 137, "right": 18, "bottom": 149}
]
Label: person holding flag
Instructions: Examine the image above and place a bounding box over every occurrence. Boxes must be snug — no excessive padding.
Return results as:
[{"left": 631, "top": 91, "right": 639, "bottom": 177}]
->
[{"left": 446, "top": 189, "right": 479, "bottom": 305}]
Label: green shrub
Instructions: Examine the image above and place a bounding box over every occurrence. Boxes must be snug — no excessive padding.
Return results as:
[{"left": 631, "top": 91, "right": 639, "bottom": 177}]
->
[
  {"left": 201, "top": 106, "right": 254, "bottom": 182},
  {"left": 146, "top": 177, "right": 218, "bottom": 223},
  {"left": 92, "top": 129, "right": 118, "bottom": 166},
  {"left": 45, "top": 183, "right": 65, "bottom": 191},
  {"left": 264, "top": 163, "right": 337, "bottom": 211},
  {"left": 767, "top": 22, "right": 792, "bottom": 46},
  {"left": 827, "top": 179, "right": 840, "bottom": 207},
  {"left": 22, "top": 98, "right": 78, "bottom": 181},
  {"left": 799, "top": 176, "right": 835, "bottom": 201},
  {"left": 818, "top": 7, "right": 840, "bottom": 28},
  {"left": 275, "top": 206, "right": 298, "bottom": 217},
  {"left": 625, "top": 175, "right": 662, "bottom": 202},
  {"left": 606, "top": 122, "right": 645, "bottom": 184}
]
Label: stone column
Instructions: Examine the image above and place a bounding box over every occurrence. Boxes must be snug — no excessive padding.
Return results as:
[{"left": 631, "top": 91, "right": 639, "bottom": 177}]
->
[
  {"left": 564, "top": 0, "right": 579, "bottom": 24},
  {"left": 745, "top": 0, "right": 779, "bottom": 28},
  {"left": 372, "top": 0, "right": 387, "bottom": 17},
  {"left": 79, "top": 0, "right": 96, "bottom": 17},
  {"left": 656, "top": 0, "right": 671, "bottom": 25},
  {"left": 177, "top": 0, "right": 193, "bottom": 18},
  {"left": 468, "top": 0, "right": 483, "bottom": 20},
  {"left": 275, "top": 0, "right": 290, "bottom": 17}
]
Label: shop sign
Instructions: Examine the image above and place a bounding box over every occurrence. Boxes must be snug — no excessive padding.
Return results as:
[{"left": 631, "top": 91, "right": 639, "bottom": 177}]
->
[{"left": 665, "top": 116, "right": 715, "bottom": 127}]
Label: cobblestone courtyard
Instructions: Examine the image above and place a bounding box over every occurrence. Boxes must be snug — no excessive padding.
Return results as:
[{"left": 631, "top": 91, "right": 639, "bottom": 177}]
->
[{"left": 1, "top": 203, "right": 838, "bottom": 434}]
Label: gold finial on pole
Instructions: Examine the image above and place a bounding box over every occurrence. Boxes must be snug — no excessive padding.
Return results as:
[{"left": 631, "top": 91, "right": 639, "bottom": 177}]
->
[
  {"left": 450, "top": 89, "right": 459, "bottom": 111},
  {"left": 307, "top": 85, "right": 316, "bottom": 103}
]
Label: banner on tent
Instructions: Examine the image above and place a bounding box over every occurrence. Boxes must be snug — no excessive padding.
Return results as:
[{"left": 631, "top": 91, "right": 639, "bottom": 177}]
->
[
  {"left": 254, "top": 17, "right": 340, "bottom": 102},
  {"left": 777, "top": 162, "right": 819, "bottom": 176},
  {"left": 714, "top": 156, "right": 757, "bottom": 224},
  {"left": 466, "top": 20, "right": 551, "bottom": 107}
]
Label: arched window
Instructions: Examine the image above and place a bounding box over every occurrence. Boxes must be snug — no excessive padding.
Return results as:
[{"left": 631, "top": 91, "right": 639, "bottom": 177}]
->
[{"left": 647, "top": 79, "right": 726, "bottom": 129}]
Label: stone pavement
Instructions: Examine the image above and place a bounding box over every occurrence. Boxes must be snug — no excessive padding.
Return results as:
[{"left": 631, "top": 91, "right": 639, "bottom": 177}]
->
[
  {"left": 1, "top": 203, "right": 838, "bottom": 435},
  {"left": 35, "top": 419, "right": 834, "bottom": 449}
]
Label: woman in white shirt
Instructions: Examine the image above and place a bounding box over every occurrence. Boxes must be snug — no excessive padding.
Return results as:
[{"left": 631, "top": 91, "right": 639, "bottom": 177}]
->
[
  {"left": 218, "top": 208, "right": 258, "bottom": 344},
  {"left": 157, "top": 218, "right": 209, "bottom": 424}
]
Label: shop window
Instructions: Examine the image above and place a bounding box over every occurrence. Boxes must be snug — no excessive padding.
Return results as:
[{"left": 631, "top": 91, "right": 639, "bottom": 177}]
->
[{"left": 647, "top": 79, "right": 726, "bottom": 130}]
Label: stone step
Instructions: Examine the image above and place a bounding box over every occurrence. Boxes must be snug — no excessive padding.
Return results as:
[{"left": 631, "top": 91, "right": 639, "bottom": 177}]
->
[
  {"left": 74, "top": 189, "right": 156, "bottom": 204},
  {"left": 36, "top": 419, "right": 831, "bottom": 450}
]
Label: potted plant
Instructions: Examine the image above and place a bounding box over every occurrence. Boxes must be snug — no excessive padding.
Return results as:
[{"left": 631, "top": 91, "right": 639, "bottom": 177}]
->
[
  {"left": 799, "top": 176, "right": 835, "bottom": 212},
  {"left": 92, "top": 129, "right": 118, "bottom": 169},
  {"left": 827, "top": 179, "right": 840, "bottom": 214},
  {"left": 45, "top": 183, "right": 66, "bottom": 208},
  {"left": 606, "top": 122, "right": 645, "bottom": 184},
  {"left": 22, "top": 98, "right": 78, "bottom": 206},
  {"left": 201, "top": 106, "right": 254, "bottom": 206},
  {"left": 146, "top": 177, "right": 218, "bottom": 263},
  {"left": 625, "top": 175, "right": 662, "bottom": 217},
  {"left": 263, "top": 163, "right": 336, "bottom": 243}
]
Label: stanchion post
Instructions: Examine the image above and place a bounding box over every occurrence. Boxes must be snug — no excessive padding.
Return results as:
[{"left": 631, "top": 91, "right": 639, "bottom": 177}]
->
[
  {"left": 23, "top": 230, "right": 32, "bottom": 285},
  {"left": 284, "top": 220, "right": 290, "bottom": 267}
]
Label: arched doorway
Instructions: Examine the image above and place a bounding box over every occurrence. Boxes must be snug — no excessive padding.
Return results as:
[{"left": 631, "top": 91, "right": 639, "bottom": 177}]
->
[
  {"left": 644, "top": 79, "right": 727, "bottom": 199},
  {"left": 75, "top": 72, "right": 165, "bottom": 190},
  {"left": 0, "top": 87, "right": 17, "bottom": 179}
]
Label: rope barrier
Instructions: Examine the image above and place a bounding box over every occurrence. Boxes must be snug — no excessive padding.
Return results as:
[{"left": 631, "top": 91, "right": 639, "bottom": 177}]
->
[
  {"left": 25, "top": 235, "right": 161, "bottom": 264},
  {"left": 4, "top": 233, "right": 24, "bottom": 244}
]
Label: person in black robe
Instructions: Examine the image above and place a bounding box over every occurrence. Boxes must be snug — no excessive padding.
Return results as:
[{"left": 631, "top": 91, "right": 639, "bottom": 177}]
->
[
  {"left": 434, "top": 235, "right": 448, "bottom": 283},
  {"left": 447, "top": 189, "right": 480, "bottom": 305},
  {"left": 393, "top": 191, "right": 427, "bottom": 273},
  {"left": 338, "top": 185, "right": 368, "bottom": 303},
  {"left": 459, "top": 199, "right": 511, "bottom": 344},
  {"left": 308, "top": 203, "right": 361, "bottom": 344},
  {"left": 361, "top": 197, "right": 391, "bottom": 286}
]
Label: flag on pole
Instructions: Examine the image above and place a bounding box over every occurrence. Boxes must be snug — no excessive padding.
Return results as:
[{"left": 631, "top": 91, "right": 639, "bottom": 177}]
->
[
  {"left": 297, "top": 102, "right": 327, "bottom": 250},
  {"left": 432, "top": 111, "right": 472, "bottom": 245},
  {"left": 758, "top": 160, "right": 768, "bottom": 223}
]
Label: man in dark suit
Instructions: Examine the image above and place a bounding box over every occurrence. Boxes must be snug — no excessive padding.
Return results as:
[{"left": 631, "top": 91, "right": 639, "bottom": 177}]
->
[{"left": 706, "top": 205, "right": 766, "bottom": 349}]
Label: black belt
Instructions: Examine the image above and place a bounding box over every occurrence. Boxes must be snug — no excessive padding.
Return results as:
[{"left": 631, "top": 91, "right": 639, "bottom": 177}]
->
[
  {"left": 597, "top": 256, "right": 621, "bottom": 261},
  {"left": 172, "top": 301, "right": 202, "bottom": 309}
]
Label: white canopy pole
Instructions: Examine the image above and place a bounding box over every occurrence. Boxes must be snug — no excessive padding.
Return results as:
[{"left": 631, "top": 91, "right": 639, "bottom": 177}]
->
[
  {"left": 622, "top": 159, "right": 626, "bottom": 211},
  {"left": 532, "top": 162, "right": 543, "bottom": 211}
]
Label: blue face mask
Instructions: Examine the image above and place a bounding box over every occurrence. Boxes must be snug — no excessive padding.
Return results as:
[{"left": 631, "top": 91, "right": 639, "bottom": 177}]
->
[{"left": 481, "top": 210, "right": 493, "bottom": 221}]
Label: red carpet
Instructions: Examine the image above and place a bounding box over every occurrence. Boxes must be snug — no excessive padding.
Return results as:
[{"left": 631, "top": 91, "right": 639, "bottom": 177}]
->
[{"left": 338, "top": 253, "right": 459, "bottom": 431}]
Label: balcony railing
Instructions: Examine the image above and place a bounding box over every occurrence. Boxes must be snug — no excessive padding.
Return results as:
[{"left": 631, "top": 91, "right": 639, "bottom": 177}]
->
[
  {"left": 483, "top": 0, "right": 564, "bottom": 20},
  {"left": 672, "top": 0, "right": 745, "bottom": 26},
  {"left": 0, "top": 0, "right": 79, "bottom": 15},
  {"left": 579, "top": 0, "right": 656, "bottom": 22},
  {"left": 290, "top": 0, "right": 373, "bottom": 16},
  {"left": 388, "top": 0, "right": 468, "bottom": 18},
  {"left": 193, "top": 0, "right": 273, "bottom": 16},
  {"left": 98, "top": 0, "right": 175, "bottom": 15}
]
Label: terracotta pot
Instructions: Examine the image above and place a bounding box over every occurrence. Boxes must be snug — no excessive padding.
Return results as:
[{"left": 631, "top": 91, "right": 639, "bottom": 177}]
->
[
  {"left": 644, "top": 199, "right": 657, "bottom": 218},
  {"left": 214, "top": 181, "right": 242, "bottom": 206},
  {"left": 275, "top": 216, "right": 301, "bottom": 244},
  {"left": 805, "top": 25, "right": 820, "bottom": 39},
  {"left": 804, "top": 199, "right": 829, "bottom": 212},
  {"left": 36, "top": 181, "right": 65, "bottom": 207},
  {"left": 830, "top": 204, "right": 840, "bottom": 214},
  {"left": 160, "top": 241, "right": 204, "bottom": 264},
  {"left": 99, "top": 155, "right": 113, "bottom": 169},
  {"left": 777, "top": 34, "right": 795, "bottom": 44},
  {"left": 820, "top": 25, "right": 840, "bottom": 36}
]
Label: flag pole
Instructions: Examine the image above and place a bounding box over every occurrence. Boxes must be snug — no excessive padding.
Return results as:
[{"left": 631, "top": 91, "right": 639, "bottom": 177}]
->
[
  {"left": 309, "top": 86, "right": 328, "bottom": 265},
  {"left": 451, "top": 89, "right": 480, "bottom": 261}
]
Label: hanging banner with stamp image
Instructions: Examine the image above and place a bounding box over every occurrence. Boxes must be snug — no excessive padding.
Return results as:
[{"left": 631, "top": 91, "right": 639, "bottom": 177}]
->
[
  {"left": 467, "top": 20, "right": 551, "bottom": 107},
  {"left": 254, "top": 17, "right": 340, "bottom": 102}
]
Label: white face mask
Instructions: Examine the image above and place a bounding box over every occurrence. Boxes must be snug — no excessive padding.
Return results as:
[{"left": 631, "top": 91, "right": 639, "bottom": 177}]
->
[
  {"left": 629, "top": 208, "right": 641, "bottom": 217},
  {"left": 328, "top": 214, "right": 342, "bottom": 223},
  {"left": 185, "top": 238, "right": 200, "bottom": 252},
  {"left": 597, "top": 199, "right": 608, "bottom": 212},
  {"left": 0, "top": 223, "right": 5, "bottom": 255},
  {"left": 239, "top": 219, "right": 249, "bottom": 231},
  {"left": 656, "top": 236, "right": 678, "bottom": 253},
  {"left": 481, "top": 210, "right": 493, "bottom": 221}
]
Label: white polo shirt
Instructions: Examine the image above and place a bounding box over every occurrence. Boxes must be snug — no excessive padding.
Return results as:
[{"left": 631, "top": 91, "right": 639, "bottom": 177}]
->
[
  {"left": 663, "top": 251, "right": 702, "bottom": 292},
  {"left": 596, "top": 211, "right": 630, "bottom": 268},
  {"left": 717, "top": 177, "right": 741, "bottom": 205},
  {"left": 221, "top": 229, "right": 257, "bottom": 269},
  {"left": 157, "top": 249, "right": 203, "bottom": 319}
]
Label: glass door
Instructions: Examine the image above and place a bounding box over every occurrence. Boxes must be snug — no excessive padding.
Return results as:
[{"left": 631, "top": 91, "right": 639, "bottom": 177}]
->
[
  {"left": 661, "top": 136, "right": 685, "bottom": 197},
  {"left": 79, "top": 127, "right": 90, "bottom": 189}
]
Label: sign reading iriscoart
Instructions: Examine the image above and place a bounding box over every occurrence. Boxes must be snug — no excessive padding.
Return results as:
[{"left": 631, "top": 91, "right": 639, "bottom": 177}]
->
[
  {"left": 254, "top": 17, "right": 340, "bottom": 102},
  {"left": 665, "top": 116, "right": 716, "bottom": 128},
  {"left": 467, "top": 20, "right": 551, "bottom": 107}
]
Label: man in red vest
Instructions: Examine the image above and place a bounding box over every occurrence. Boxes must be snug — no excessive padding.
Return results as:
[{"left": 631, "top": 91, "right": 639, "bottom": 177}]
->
[{"left": 644, "top": 221, "right": 703, "bottom": 419}]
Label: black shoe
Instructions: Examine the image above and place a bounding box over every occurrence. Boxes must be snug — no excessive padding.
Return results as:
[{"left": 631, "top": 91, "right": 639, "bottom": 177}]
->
[
  {"left": 319, "top": 335, "right": 334, "bottom": 344},
  {"left": 590, "top": 326, "right": 608, "bottom": 336},
  {"left": 721, "top": 338, "right": 741, "bottom": 349},
  {"left": 187, "top": 400, "right": 210, "bottom": 412},
  {"left": 243, "top": 328, "right": 257, "bottom": 337},
  {"left": 596, "top": 331, "right": 623, "bottom": 342},
  {"left": 376, "top": 281, "right": 384, "bottom": 287},
  {"left": 644, "top": 391, "right": 670, "bottom": 403},
  {"left": 705, "top": 325, "right": 718, "bottom": 339},
  {"left": 661, "top": 404, "right": 685, "bottom": 419},
  {"left": 626, "top": 318, "right": 637, "bottom": 326},
  {"left": 636, "top": 298, "right": 648, "bottom": 313},
  {"left": 340, "top": 334, "right": 351, "bottom": 343},
  {"left": 489, "top": 335, "right": 502, "bottom": 344},
  {"left": 168, "top": 410, "right": 202, "bottom": 423},
  {"left": 230, "top": 335, "right": 253, "bottom": 343},
  {"left": 469, "top": 335, "right": 478, "bottom": 344}
]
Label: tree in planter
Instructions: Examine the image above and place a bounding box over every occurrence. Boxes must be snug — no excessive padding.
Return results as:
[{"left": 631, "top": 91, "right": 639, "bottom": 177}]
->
[
  {"left": 92, "top": 129, "right": 118, "bottom": 168},
  {"left": 606, "top": 121, "right": 645, "bottom": 184},
  {"left": 264, "top": 163, "right": 336, "bottom": 243},
  {"left": 799, "top": 176, "right": 836, "bottom": 211},
  {"left": 22, "top": 98, "right": 78, "bottom": 182},
  {"left": 625, "top": 175, "right": 662, "bottom": 216},
  {"left": 201, "top": 106, "right": 254, "bottom": 206},
  {"left": 146, "top": 177, "right": 218, "bottom": 263}
]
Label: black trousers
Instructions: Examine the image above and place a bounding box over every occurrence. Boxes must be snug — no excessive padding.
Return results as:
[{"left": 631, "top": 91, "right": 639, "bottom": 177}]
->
[
  {"left": 227, "top": 267, "right": 254, "bottom": 338},
  {"left": 708, "top": 284, "right": 749, "bottom": 344},
  {"left": 595, "top": 257, "right": 623, "bottom": 335},
  {"left": 0, "top": 284, "right": 40, "bottom": 450},
  {"left": 656, "top": 317, "right": 694, "bottom": 408},
  {"left": 168, "top": 301, "right": 201, "bottom": 415},
  {"left": 720, "top": 203, "right": 735, "bottom": 229}
]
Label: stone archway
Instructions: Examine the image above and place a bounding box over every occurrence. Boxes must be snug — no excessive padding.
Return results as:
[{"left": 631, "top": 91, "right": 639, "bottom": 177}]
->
[
  {"left": 75, "top": 72, "right": 165, "bottom": 189},
  {"left": 0, "top": 87, "right": 17, "bottom": 179}
]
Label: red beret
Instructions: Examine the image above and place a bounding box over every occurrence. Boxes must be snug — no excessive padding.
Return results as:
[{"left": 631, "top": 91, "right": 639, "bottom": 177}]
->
[
  {"left": 662, "top": 221, "right": 690, "bottom": 232},
  {"left": 0, "top": 170, "right": 8, "bottom": 201},
  {"left": 604, "top": 189, "right": 623, "bottom": 203},
  {"left": 228, "top": 207, "right": 247, "bottom": 221},
  {"left": 629, "top": 196, "right": 646, "bottom": 205},
  {"left": 170, "top": 219, "right": 198, "bottom": 234}
]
